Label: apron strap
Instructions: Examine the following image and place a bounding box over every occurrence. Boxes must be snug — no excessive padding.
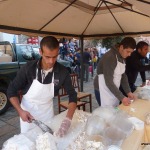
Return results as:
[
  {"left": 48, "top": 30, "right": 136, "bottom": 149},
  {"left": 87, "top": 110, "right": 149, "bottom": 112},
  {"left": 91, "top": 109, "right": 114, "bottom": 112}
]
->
[
  {"left": 36, "top": 68, "right": 38, "bottom": 80},
  {"left": 36, "top": 60, "right": 41, "bottom": 80},
  {"left": 52, "top": 73, "right": 54, "bottom": 83},
  {"left": 36, "top": 68, "right": 54, "bottom": 83}
]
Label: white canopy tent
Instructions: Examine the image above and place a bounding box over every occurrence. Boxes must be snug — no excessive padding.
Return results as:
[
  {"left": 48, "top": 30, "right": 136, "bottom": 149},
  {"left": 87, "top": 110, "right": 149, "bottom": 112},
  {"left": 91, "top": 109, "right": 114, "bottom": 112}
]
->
[
  {"left": 0, "top": 0, "right": 149, "bottom": 90},
  {"left": 126, "top": 0, "right": 150, "bottom": 16},
  {"left": 0, "top": 0, "right": 149, "bottom": 38}
]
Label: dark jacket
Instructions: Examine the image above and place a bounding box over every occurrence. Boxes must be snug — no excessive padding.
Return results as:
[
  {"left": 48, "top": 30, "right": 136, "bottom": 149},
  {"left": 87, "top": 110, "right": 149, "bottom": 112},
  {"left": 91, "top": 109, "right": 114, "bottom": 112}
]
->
[
  {"left": 126, "top": 50, "right": 150, "bottom": 85},
  {"left": 83, "top": 51, "right": 91, "bottom": 64},
  {"left": 7, "top": 59, "right": 77, "bottom": 103}
]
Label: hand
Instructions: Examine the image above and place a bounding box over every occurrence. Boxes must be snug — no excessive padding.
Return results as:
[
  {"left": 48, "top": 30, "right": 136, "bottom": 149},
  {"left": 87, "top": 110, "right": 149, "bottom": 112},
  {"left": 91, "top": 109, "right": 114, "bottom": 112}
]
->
[
  {"left": 18, "top": 109, "right": 34, "bottom": 123},
  {"left": 56, "top": 117, "right": 71, "bottom": 137},
  {"left": 122, "top": 97, "right": 131, "bottom": 106},
  {"left": 140, "top": 82, "right": 146, "bottom": 87},
  {"left": 147, "top": 80, "right": 150, "bottom": 86},
  {"left": 127, "top": 92, "right": 137, "bottom": 101}
]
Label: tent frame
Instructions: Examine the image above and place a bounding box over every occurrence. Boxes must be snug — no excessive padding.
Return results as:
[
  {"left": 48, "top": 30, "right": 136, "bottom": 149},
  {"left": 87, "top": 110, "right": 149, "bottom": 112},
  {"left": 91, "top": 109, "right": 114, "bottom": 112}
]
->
[{"left": 0, "top": 0, "right": 150, "bottom": 91}]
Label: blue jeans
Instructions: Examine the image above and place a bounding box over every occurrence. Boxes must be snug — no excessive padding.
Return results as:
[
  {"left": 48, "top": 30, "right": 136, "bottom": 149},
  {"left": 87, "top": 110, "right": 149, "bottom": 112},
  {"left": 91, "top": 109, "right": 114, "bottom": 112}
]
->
[{"left": 94, "top": 89, "right": 101, "bottom": 106}]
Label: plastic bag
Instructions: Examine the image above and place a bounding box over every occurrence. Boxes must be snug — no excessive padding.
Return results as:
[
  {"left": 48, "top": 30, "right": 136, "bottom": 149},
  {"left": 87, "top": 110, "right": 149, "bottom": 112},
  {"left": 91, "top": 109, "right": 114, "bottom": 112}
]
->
[
  {"left": 92, "top": 107, "right": 116, "bottom": 124},
  {"left": 2, "top": 134, "right": 35, "bottom": 150},
  {"left": 134, "top": 87, "right": 150, "bottom": 100},
  {"left": 85, "top": 115, "right": 107, "bottom": 136}
]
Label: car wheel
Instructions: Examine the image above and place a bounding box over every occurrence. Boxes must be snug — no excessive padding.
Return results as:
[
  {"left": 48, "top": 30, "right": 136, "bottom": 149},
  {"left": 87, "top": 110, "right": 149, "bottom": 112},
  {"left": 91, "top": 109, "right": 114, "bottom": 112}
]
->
[{"left": 0, "top": 88, "right": 10, "bottom": 114}]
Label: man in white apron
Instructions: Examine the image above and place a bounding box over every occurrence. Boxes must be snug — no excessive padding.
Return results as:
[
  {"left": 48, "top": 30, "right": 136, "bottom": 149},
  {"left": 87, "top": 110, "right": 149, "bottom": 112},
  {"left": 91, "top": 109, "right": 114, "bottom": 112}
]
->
[
  {"left": 7, "top": 36, "right": 77, "bottom": 137},
  {"left": 97, "top": 37, "right": 137, "bottom": 107}
]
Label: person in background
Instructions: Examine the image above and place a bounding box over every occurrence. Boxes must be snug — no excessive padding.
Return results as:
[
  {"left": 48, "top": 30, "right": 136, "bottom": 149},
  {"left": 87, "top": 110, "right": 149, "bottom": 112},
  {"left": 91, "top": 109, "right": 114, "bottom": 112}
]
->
[
  {"left": 7, "top": 36, "right": 77, "bottom": 137},
  {"left": 89, "top": 48, "right": 94, "bottom": 78},
  {"left": 125, "top": 41, "right": 149, "bottom": 92},
  {"left": 96, "top": 37, "right": 136, "bottom": 107},
  {"left": 83, "top": 48, "right": 92, "bottom": 82},
  {"left": 69, "top": 39, "right": 75, "bottom": 53},
  {"left": 100, "top": 47, "right": 106, "bottom": 58},
  {"left": 74, "top": 48, "right": 81, "bottom": 77},
  {"left": 92, "top": 48, "right": 98, "bottom": 70},
  {"left": 64, "top": 52, "right": 74, "bottom": 64}
]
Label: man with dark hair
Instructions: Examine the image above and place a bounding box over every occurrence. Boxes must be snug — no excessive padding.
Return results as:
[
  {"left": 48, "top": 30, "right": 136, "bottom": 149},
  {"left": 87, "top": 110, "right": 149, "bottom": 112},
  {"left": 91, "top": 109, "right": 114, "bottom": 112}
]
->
[
  {"left": 74, "top": 48, "right": 81, "bottom": 77},
  {"left": 125, "top": 41, "right": 149, "bottom": 92},
  {"left": 94, "top": 37, "right": 136, "bottom": 107},
  {"left": 83, "top": 48, "right": 92, "bottom": 82},
  {"left": 7, "top": 36, "right": 77, "bottom": 137}
]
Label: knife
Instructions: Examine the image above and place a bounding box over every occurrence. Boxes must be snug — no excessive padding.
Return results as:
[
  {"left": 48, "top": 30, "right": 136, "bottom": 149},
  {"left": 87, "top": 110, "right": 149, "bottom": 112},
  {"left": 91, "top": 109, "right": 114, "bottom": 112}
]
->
[{"left": 32, "top": 119, "right": 53, "bottom": 134}]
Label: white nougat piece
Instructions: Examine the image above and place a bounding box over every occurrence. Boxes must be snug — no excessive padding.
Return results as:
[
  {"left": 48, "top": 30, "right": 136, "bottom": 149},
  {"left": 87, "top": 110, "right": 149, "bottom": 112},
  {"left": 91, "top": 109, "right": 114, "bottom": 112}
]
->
[
  {"left": 36, "top": 132, "right": 57, "bottom": 150},
  {"left": 2, "top": 134, "right": 35, "bottom": 150},
  {"left": 86, "top": 140, "right": 105, "bottom": 150}
]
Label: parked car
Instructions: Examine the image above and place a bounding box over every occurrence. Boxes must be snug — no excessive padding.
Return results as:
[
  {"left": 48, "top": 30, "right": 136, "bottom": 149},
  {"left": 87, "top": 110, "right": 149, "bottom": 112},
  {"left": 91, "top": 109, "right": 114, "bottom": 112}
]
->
[
  {"left": 0, "top": 41, "right": 39, "bottom": 114},
  {"left": 0, "top": 42, "right": 72, "bottom": 114}
]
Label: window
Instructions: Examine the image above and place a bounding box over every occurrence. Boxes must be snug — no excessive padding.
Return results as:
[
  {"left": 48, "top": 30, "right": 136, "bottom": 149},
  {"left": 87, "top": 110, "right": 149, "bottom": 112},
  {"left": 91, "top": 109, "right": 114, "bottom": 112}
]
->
[
  {"left": 0, "top": 44, "right": 13, "bottom": 56},
  {"left": 20, "top": 45, "right": 33, "bottom": 61}
]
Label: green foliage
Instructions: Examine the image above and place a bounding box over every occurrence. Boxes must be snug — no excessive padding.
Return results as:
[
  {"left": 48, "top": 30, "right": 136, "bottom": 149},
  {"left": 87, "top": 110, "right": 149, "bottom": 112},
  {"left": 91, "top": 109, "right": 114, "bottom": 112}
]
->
[
  {"left": 102, "top": 36, "right": 124, "bottom": 49},
  {"left": 91, "top": 39, "right": 102, "bottom": 47},
  {"left": 84, "top": 39, "right": 102, "bottom": 48}
]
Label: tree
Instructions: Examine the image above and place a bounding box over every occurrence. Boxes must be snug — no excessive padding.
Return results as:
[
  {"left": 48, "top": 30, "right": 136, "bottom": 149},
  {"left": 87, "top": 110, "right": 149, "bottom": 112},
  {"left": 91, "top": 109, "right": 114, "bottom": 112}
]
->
[
  {"left": 91, "top": 39, "right": 102, "bottom": 47},
  {"left": 84, "top": 39, "right": 102, "bottom": 48},
  {"left": 102, "top": 36, "right": 123, "bottom": 49}
]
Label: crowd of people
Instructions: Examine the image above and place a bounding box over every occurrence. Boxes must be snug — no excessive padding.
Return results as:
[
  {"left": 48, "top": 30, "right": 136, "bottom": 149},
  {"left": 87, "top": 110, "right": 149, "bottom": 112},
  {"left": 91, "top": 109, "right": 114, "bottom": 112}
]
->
[{"left": 59, "top": 38, "right": 99, "bottom": 81}]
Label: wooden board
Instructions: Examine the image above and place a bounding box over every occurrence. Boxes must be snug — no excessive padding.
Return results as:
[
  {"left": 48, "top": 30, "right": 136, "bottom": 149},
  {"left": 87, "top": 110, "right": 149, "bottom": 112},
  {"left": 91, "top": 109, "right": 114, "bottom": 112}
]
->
[{"left": 119, "top": 99, "right": 150, "bottom": 150}]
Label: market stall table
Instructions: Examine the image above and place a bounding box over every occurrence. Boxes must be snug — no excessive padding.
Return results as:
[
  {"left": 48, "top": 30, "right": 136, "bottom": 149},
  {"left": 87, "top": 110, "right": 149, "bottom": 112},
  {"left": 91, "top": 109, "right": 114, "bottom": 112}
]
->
[
  {"left": 2, "top": 100, "right": 150, "bottom": 150},
  {"left": 119, "top": 99, "right": 150, "bottom": 150}
]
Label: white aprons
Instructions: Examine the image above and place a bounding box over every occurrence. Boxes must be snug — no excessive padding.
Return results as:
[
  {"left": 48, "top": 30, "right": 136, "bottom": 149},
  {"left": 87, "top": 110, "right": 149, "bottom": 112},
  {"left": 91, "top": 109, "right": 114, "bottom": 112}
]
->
[
  {"left": 20, "top": 71, "right": 54, "bottom": 133},
  {"left": 98, "top": 55, "right": 125, "bottom": 107}
]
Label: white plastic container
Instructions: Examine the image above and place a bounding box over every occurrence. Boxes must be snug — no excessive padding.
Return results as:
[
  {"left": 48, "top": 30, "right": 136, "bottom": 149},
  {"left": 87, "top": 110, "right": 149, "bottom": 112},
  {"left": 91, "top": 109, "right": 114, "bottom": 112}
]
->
[
  {"left": 113, "top": 116, "right": 134, "bottom": 137},
  {"left": 85, "top": 115, "right": 107, "bottom": 136},
  {"left": 103, "top": 126, "right": 126, "bottom": 147},
  {"left": 92, "top": 107, "right": 116, "bottom": 124}
]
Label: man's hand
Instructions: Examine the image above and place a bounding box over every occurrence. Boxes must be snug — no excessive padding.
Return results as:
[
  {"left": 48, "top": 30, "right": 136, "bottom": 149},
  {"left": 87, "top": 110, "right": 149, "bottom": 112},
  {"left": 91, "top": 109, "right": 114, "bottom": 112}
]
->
[
  {"left": 127, "top": 92, "right": 137, "bottom": 101},
  {"left": 140, "top": 82, "right": 146, "bottom": 87},
  {"left": 18, "top": 109, "right": 34, "bottom": 123},
  {"left": 122, "top": 97, "right": 131, "bottom": 106},
  {"left": 56, "top": 117, "right": 71, "bottom": 137},
  {"left": 10, "top": 97, "right": 33, "bottom": 122},
  {"left": 147, "top": 80, "right": 150, "bottom": 86}
]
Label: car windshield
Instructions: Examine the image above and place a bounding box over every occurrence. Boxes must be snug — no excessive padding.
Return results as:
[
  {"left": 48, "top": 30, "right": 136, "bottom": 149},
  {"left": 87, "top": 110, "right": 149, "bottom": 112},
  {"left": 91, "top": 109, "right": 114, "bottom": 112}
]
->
[{"left": 20, "top": 45, "right": 33, "bottom": 60}]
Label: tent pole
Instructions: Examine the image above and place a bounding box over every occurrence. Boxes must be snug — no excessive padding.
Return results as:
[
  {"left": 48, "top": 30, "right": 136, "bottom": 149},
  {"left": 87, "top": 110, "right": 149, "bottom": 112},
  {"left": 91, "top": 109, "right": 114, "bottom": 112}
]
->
[
  {"left": 137, "top": 0, "right": 150, "bottom": 4},
  {"left": 80, "top": 35, "right": 84, "bottom": 92},
  {"left": 104, "top": 0, "right": 149, "bottom": 18}
]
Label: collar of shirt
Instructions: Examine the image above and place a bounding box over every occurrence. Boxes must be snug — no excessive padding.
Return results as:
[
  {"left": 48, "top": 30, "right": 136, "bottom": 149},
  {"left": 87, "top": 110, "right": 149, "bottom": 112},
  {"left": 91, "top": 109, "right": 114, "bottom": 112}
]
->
[
  {"left": 41, "top": 67, "right": 53, "bottom": 82},
  {"left": 37, "top": 58, "right": 59, "bottom": 73},
  {"left": 111, "top": 46, "right": 125, "bottom": 62},
  {"left": 36, "top": 58, "right": 60, "bottom": 83}
]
